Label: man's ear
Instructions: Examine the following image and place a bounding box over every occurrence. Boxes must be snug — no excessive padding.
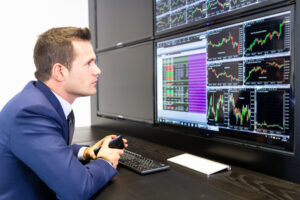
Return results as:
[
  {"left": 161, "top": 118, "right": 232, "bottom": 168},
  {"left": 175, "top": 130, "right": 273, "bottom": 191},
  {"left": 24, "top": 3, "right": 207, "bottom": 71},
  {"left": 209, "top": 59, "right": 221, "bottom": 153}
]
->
[{"left": 51, "top": 63, "right": 68, "bottom": 81}]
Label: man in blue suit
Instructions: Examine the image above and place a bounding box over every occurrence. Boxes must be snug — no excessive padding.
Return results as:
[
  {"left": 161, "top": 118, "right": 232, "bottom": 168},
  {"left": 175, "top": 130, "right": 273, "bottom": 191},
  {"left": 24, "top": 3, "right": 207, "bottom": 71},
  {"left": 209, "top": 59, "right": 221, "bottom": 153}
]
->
[{"left": 0, "top": 27, "right": 126, "bottom": 199}]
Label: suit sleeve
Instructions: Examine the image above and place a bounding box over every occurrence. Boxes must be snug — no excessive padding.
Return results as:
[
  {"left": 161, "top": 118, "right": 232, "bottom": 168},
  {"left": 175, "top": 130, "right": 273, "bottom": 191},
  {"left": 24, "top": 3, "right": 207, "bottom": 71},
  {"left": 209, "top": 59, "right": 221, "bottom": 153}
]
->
[
  {"left": 10, "top": 105, "right": 117, "bottom": 200},
  {"left": 70, "top": 144, "right": 84, "bottom": 157}
]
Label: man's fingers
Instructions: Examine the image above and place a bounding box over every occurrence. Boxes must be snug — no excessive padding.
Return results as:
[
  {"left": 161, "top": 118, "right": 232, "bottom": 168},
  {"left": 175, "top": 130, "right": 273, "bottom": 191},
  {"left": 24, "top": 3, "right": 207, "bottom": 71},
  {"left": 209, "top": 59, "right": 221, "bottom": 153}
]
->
[
  {"left": 102, "top": 137, "right": 112, "bottom": 146},
  {"left": 109, "top": 135, "right": 117, "bottom": 139},
  {"left": 116, "top": 149, "right": 124, "bottom": 155},
  {"left": 90, "top": 150, "right": 97, "bottom": 159}
]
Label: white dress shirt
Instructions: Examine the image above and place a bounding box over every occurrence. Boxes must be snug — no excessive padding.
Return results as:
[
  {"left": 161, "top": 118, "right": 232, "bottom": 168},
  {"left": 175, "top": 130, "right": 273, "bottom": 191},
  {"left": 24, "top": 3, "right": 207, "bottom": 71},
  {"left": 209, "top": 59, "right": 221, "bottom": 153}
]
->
[{"left": 51, "top": 91, "right": 86, "bottom": 160}]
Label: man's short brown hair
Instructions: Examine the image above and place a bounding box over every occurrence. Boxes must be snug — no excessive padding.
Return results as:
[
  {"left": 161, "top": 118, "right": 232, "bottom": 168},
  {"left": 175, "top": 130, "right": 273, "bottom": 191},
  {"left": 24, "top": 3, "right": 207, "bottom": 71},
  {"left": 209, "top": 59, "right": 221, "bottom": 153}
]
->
[{"left": 33, "top": 27, "right": 91, "bottom": 82}]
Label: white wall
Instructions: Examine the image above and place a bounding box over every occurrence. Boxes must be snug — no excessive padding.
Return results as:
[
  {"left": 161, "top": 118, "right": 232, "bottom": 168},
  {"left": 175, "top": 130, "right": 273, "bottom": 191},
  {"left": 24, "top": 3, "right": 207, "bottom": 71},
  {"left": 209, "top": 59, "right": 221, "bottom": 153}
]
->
[{"left": 0, "top": 0, "right": 91, "bottom": 127}]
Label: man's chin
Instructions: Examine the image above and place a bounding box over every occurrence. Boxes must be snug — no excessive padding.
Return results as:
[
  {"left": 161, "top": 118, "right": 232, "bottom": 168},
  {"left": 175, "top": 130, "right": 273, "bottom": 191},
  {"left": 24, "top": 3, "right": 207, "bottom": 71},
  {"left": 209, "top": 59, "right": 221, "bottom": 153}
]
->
[
  {"left": 77, "top": 90, "right": 97, "bottom": 97},
  {"left": 87, "top": 89, "right": 97, "bottom": 96}
]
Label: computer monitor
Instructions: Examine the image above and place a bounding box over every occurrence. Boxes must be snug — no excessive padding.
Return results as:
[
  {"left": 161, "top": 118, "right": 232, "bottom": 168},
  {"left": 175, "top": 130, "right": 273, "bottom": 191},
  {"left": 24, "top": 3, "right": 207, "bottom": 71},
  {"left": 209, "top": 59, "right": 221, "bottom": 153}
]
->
[
  {"left": 95, "top": 0, "right": 153, "bottom": 50},
  {"left": 155, "top": 6, "right": 294, "bottom": 153},
  {"left": 155, "top": 0, "right": 287, "bottom": 35},
  {"left": 97, "top": 41, "right": 154, "bottom": 124}
]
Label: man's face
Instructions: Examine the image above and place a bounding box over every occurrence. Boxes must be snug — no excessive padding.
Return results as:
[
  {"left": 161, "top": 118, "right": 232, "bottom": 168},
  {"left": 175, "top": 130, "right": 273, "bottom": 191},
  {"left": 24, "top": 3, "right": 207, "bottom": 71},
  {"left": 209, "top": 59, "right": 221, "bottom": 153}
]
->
[{"left": 64, "top": 40, "right": 101, "bottom": 99}]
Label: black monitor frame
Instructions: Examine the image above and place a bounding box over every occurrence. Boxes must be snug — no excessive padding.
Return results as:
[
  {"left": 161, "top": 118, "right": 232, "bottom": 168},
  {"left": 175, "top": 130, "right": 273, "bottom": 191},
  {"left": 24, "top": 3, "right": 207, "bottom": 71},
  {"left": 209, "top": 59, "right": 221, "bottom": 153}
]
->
[{"left": 154, "top": 4, "right": 295, "bottom": 155}]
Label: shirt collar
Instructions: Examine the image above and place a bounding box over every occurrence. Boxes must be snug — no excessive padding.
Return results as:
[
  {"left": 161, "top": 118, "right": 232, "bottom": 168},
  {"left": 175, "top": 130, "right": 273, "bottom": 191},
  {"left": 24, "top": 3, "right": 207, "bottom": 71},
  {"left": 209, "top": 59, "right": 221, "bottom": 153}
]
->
[{"left": 51, "top": 91, "right": 72, "bottom": 119}]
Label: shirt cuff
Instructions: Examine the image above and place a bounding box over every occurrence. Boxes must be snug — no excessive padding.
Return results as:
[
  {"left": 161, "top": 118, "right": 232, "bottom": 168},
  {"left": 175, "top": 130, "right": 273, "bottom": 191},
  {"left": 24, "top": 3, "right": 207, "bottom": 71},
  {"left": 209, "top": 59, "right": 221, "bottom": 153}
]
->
[
  {"left": 78, "top": 147, "right": 113, "bottom": 167},
  {"left": 78, "top": 147, "right": 88, "bottom": 161}
]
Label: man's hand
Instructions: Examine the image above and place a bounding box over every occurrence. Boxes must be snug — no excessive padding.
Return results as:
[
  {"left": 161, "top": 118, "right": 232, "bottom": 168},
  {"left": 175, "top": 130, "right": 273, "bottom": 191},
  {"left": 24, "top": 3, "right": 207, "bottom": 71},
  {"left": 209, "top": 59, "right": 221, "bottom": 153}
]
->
[
  {"left": 97, "top": 137, "right": 124, "bottom": 168},
  {"left": 83, "top": 135, "right": 112, "bottom": 161},
  {"left": 83, "top": 135, "right": 128, "bottom": 163}
]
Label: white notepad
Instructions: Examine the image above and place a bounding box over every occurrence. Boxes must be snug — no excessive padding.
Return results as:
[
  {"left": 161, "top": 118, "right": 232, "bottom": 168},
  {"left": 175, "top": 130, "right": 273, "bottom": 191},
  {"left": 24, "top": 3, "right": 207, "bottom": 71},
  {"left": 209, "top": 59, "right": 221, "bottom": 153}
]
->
[{"left": 168, "top": 153, "right": 231, "bottom": 176}]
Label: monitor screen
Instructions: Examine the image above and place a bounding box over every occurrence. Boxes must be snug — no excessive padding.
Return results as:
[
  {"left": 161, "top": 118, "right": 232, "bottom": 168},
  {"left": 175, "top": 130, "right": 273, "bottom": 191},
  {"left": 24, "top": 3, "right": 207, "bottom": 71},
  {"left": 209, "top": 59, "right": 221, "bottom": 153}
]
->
[
  {"left": 155, "top": 8, "right": 294, "bottom": 153},
  {"left": 155, "top": 0, "right": 285, "bottom": 35},
  {"left": 96, "top": 0, "right": 153, "bottom": 50},
  {"left": 97, "top": 41, "right": 154, "bottom": 124}
]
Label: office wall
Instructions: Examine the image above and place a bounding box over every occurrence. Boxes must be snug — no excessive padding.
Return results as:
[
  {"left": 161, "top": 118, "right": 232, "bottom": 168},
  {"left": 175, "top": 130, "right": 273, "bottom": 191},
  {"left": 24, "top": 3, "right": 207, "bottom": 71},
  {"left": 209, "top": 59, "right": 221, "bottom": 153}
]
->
[{"left": 0, "top": 0, "right": 91, "bottom": 127}]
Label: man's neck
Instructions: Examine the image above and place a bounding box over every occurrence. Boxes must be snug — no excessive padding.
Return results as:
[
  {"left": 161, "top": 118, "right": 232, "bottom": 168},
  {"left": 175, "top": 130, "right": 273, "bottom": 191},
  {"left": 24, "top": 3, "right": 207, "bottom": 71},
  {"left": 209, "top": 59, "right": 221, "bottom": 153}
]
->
[{"left": 43, "top": 80, "right": 76, "bottom": 104}]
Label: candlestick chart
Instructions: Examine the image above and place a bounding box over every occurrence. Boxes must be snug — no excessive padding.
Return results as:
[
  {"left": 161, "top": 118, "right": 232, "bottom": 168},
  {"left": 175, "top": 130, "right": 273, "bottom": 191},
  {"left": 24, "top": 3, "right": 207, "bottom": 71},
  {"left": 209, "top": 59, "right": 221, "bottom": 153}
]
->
[
  {"left": 157, "top": 15, "right": 171, "bottom": 32},
  {"left": 171, "top": 8, "right": 186, "bottom": 27},
  {"left": 156, "top": 0, "right": 170, "bottom": 15},
  {"left": 207, "top": 89, "right": 228, "bottom": 126},
  {"left": 244, "top": 14, "right": 290, "bottom": 56},
  {"left": 229, "top": 90, "right": 253, "bottom": 129},
  {"left": 244, "top": 56, "right": 290, "bottom": 85},
  {"left": 171, "top": 0, "right": 186, "bottom": 10},
  {"left": 187, "top": 1, "right": 207, "bottom": 23},
  {"left": 207, "top": 61, "right": 243, "bottom": 86},
  {"left": 207, "top": 25, "right": 243, "bottom": 60},
  {"left": 256, "top": 89, "right": 289, "bottom": 133},
  {"left": 230, "top": 0, "right": 257, "bottom": 10},
  {"left": 207, "top": 0, "right": 230, "bottom": 17}
]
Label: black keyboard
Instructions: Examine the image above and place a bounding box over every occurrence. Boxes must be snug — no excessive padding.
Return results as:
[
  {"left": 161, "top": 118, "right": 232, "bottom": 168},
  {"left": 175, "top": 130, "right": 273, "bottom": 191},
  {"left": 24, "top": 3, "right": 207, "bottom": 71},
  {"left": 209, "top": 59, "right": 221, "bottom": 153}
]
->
[{"left": 119, "top": 149, "right": 170, "bottom": 175}]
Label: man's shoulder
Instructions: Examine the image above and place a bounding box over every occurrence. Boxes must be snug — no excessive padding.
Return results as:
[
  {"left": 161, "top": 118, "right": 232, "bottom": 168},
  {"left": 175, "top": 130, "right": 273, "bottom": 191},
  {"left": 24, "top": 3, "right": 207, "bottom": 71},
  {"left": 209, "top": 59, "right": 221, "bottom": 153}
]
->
[
  {"left": 16, "top": 81, "right": 51, "bottom": 106},
  {"left": 0, "top": 81, "right": 61, "bottom": 134},
  {"left": 1, "top": 81, "right": 54, "bottom": 116}
]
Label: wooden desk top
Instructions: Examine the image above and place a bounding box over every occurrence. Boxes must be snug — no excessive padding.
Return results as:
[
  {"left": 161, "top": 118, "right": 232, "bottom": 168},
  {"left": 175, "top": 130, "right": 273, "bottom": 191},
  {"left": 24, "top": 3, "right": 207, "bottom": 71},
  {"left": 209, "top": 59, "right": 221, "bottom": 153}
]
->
[{"left": 73, "top": 126, "right": 300, "bottom": 200}]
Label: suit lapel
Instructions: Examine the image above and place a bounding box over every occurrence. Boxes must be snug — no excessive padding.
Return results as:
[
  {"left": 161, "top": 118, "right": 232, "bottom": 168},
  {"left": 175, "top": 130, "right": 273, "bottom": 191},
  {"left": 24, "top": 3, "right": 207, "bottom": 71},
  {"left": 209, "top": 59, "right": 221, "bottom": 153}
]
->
[{"left": 34, "top": 81, "right": 69, "bottom": 143}]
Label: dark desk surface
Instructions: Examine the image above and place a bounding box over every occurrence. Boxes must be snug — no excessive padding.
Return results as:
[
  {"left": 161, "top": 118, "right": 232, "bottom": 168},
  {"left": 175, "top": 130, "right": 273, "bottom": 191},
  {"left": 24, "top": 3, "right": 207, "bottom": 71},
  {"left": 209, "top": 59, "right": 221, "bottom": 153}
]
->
[{"left": 73, "top": 127, "right": 300, "bottom": 200}]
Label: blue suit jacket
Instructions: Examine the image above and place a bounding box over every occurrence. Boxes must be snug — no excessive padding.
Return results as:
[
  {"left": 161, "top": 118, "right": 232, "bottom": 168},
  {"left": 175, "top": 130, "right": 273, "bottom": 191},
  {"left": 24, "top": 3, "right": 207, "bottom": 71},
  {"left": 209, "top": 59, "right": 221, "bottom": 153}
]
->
[{"left": 0, "top": 81, "right": 117, "bottom": 200}]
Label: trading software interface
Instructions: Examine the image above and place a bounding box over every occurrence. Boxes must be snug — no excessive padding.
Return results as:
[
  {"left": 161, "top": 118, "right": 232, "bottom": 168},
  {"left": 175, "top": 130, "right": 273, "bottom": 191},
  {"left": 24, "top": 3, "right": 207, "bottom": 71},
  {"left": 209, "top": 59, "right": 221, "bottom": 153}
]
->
[
  {"left": 156, "top": 11, "right": 293, "bottom": 150},
  {"left": 155, "top": 0, "right": 269, "bottom": 33}
]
